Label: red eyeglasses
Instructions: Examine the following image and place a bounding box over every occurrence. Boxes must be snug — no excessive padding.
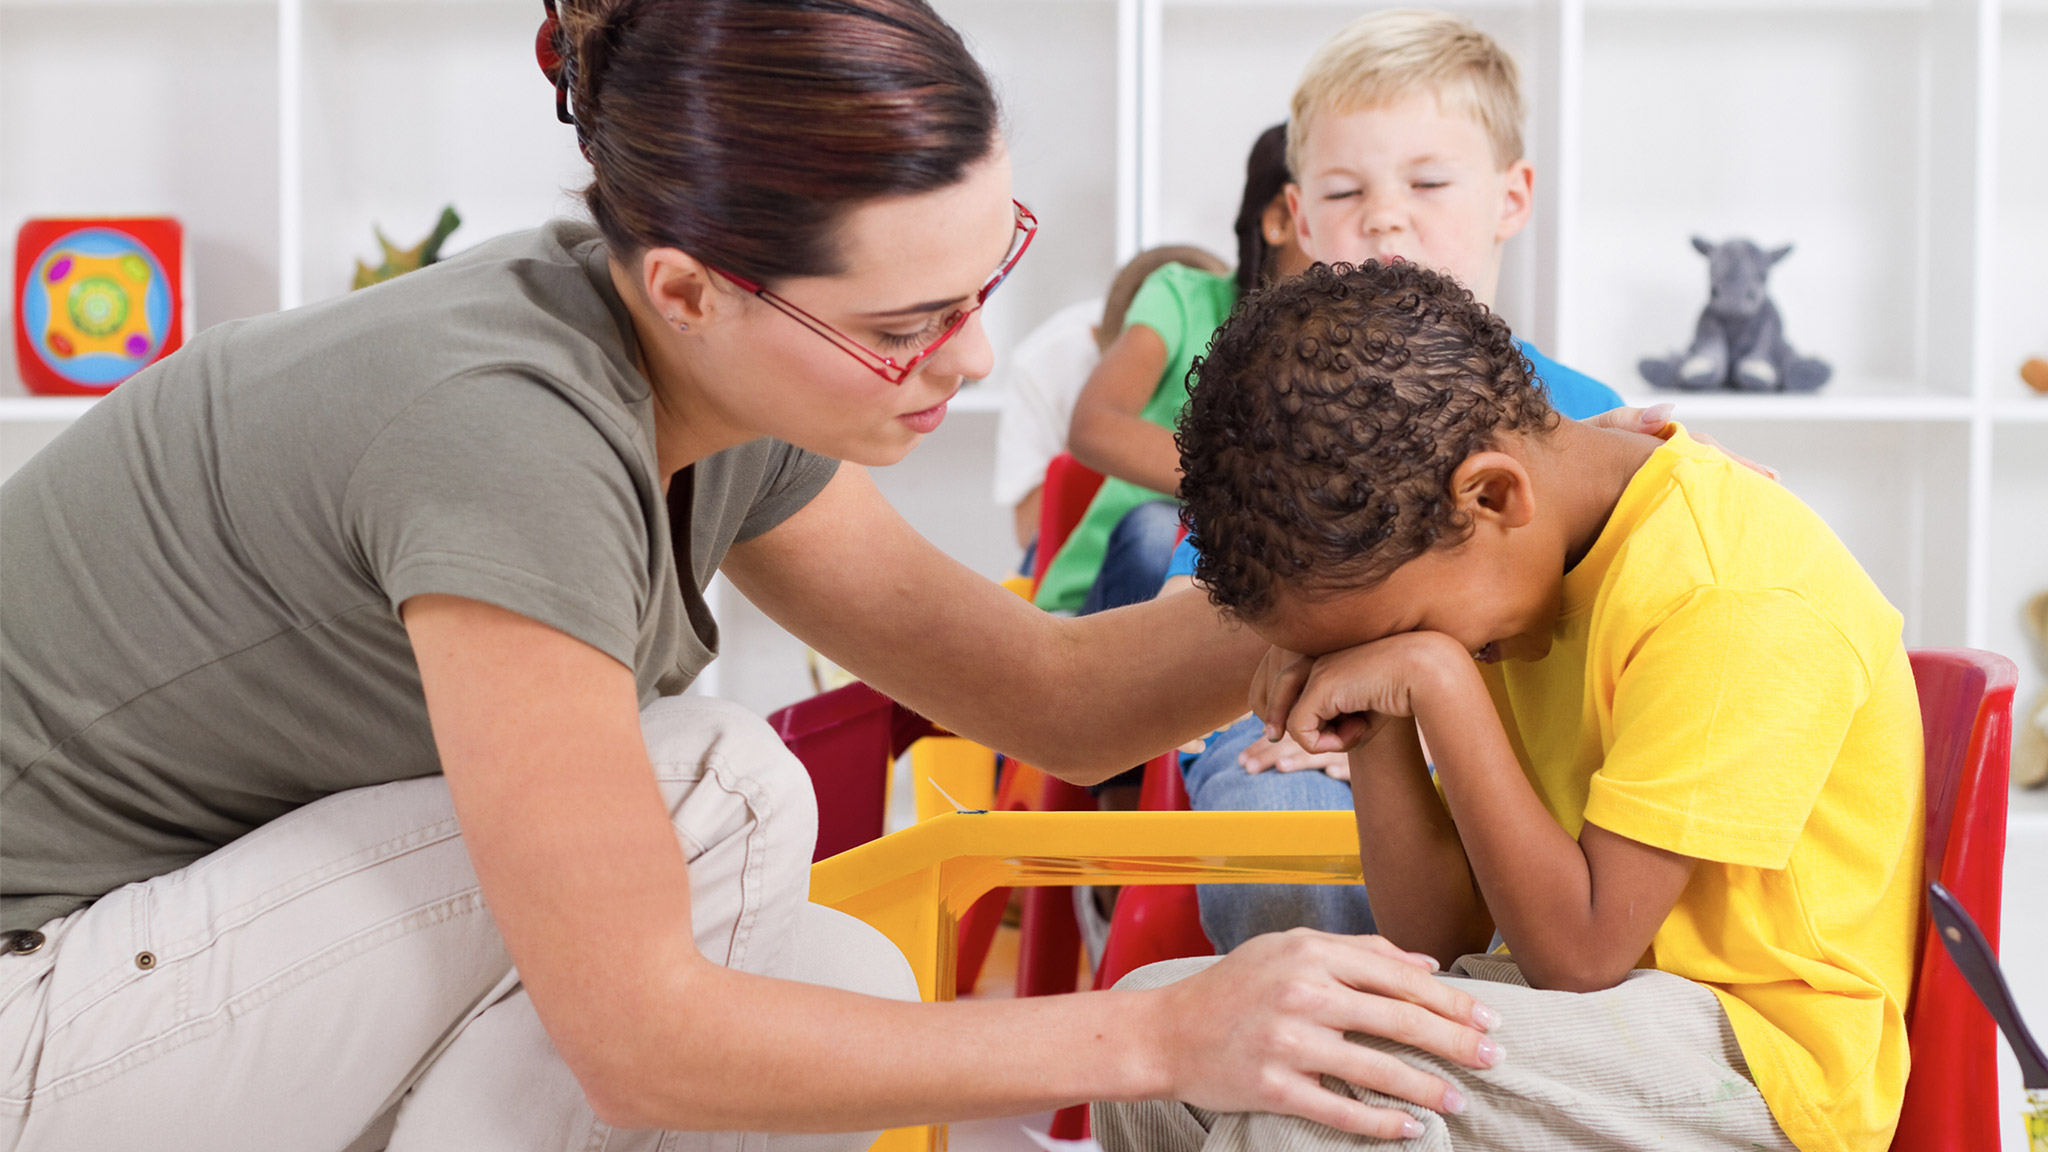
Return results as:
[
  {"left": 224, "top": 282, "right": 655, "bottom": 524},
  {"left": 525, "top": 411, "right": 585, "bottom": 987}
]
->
[{"left": 709, "top": 200, "right": 1038, "bottom": 385}]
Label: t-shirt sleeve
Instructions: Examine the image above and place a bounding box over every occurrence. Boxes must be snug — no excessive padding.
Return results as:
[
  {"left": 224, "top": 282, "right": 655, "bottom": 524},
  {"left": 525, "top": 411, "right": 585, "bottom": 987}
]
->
[
  {"left": 1120, "top": 265, "right": 1193, "bottom": 368},
  {"left": 1519, "top": 342, "right": 1624, "bottom": 420},
  {"left": 734, "top": 441, "right": 839, "bottom": 542},
  {"left": 1584, "top": 586, "right": 1871, "bottom": 869},
  {"left": 345, "top": 372, "right": 654, "bottom": 667},
  {"left": 1166, "top": 536, "right": 1201, "bottom": 581}
]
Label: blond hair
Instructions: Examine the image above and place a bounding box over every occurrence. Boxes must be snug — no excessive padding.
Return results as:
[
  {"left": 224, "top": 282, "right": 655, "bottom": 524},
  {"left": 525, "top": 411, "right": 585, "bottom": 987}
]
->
[{"left": 1287, "top": 9, "right": 1524, "bottom": 177}]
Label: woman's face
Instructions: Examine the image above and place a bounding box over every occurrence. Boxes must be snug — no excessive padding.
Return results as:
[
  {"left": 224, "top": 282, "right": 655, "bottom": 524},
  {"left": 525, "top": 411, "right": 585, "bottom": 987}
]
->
[{"left": 688, "top": 147, "right": 1019, "bottom": 467}]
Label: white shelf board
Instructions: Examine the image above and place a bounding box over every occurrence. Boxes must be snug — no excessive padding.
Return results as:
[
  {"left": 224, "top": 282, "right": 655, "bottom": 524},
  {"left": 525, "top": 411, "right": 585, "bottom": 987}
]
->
[
  {"left": 0, "top": 396, "right": 105, "bottom": 423},
  {"left": 0, "top": 0, "right": 271, "bottom": 7},
  {"left": 1994, "top": 402, "right": 2048, "bottom": 425},
  {"left": 1585, "top": 0, "right": 1930, "bottom": 9},
  {"left": 1611, "top": 390, "right": 1975, "bottom": 423}
]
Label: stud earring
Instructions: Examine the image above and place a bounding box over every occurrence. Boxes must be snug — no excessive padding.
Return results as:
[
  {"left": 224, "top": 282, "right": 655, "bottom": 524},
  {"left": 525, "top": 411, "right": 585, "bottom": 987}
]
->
[{"left": 668, "top": 313, "right": 688, "bottom": 332}]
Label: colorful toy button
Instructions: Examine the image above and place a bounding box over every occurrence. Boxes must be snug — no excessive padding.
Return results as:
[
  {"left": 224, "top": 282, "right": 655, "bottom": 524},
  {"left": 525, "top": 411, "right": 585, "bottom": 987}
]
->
[{"left": 13, "top": 217, "right": 184, "bottom": 396}]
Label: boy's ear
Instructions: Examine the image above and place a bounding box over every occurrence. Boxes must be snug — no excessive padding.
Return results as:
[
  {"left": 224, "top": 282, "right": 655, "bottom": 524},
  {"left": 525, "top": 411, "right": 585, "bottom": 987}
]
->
[
  {"left": 1285, "top": 183, "right": 1313, "bottom": 258},
  {"left": 1494, "top": 159, "right": 1535, "bottom": 243},
  {"left": 1451, "top": 450, "right": 1536, "bottom": 531}
]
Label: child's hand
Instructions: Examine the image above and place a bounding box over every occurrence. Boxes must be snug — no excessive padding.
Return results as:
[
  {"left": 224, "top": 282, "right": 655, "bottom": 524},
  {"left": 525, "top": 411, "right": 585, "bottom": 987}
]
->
[
  {"left": 1239, "top": 731, "right": 1353, "bottom": 781},
  {"left": 1269, "top": 633, "right": 1476, "bottom": 756}
]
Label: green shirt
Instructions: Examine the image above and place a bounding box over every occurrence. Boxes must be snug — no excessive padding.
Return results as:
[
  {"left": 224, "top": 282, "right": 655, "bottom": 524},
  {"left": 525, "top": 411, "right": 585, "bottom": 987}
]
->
[
  {"left": 1033, "top": 263, "right": 1237, "bottom": 612},
  {"left": 0, "top": 221, "right": 838, "bottom": 932}
]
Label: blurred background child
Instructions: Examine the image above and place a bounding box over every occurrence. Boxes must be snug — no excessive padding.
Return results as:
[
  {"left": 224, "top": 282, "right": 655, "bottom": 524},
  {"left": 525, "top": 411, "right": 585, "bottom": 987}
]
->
[
  {"left": 991, "top": 245, "right": 1226, "bottom": 559},
  {"left": 1033, "top": 122, "right": 1309, "bottom": 616}
]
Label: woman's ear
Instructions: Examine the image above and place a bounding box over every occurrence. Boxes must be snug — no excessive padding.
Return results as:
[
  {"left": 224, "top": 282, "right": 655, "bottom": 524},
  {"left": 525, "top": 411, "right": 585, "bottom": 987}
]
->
[
  {"left": 1450, "top": 450, "right": 1535, "bottom": 530},
  {"left": 638, "top": 246, "right": 728, "bottom": 330}
]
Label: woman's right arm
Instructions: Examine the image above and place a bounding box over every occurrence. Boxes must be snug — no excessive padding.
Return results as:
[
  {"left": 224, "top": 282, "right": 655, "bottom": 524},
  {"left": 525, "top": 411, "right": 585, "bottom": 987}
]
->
[
  {"left": 403, "top": 594, "right": 1500, "bottom": 1139},
  {"left": 1066, "top": 325, "right": 1180, "bottom": 495}
]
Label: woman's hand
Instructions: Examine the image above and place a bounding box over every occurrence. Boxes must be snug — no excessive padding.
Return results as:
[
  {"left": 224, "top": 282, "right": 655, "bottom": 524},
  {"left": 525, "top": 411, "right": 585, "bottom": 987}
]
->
[
  {"left": 1143, "top": 929, "right": 1502, "bottom": 1139},
  {"left": 1239, "top": 731, "right": 1352, "bottom": 781},
  {"left": 1587, "top": 402, "right": 1778, "bottom": 480}
]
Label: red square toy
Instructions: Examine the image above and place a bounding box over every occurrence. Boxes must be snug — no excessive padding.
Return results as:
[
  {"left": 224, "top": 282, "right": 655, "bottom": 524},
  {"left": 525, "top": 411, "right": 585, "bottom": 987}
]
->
[{"left": 14, "top": 217, "right": 187, "bottom": 396}]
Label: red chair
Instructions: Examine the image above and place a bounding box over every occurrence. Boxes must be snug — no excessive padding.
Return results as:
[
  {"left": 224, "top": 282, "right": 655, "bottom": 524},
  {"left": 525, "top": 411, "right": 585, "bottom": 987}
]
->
[
  {"left": 1891, "top": 647, "right": 2016, "bottom": 1152},
  {"left": 1030, "top": 453, "right": 1106, "bottom": 592},
  {"left": 766, "top": 681, "right": 940, "bottom": 862}
]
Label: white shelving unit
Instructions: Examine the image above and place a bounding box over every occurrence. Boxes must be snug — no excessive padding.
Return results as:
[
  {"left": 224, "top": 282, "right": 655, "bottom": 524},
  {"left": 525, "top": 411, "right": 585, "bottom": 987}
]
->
[
  {"left": 1, "top": 1, "right": 2039, "bottom": 667},
  {"left": 3, "top": 7, "right": 2043, "bottom": 1139}
]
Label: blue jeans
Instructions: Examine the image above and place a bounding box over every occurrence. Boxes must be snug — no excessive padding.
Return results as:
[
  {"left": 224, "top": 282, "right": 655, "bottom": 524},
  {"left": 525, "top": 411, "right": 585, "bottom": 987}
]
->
[
  {"left": 1079, "top": 500, "right": 1182, "bottom": 616},
  {"left": 1182, "top": 715, "right": 1375, "bottom": 952},
  {"left": 1082, "top": 500, "right": 1183, "bottom": 791}
]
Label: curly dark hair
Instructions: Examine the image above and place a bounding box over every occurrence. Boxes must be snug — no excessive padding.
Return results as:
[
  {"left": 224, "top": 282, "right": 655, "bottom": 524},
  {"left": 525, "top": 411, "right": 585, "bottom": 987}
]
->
[{"left": 1177, "top": 260, "right": 1558, "bottom": 620}]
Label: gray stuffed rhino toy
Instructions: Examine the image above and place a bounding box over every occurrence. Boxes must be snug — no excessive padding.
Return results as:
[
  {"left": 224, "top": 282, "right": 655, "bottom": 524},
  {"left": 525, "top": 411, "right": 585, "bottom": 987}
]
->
[{"left": 1639, "top": 238, "right": 1831, "bottom": 392}]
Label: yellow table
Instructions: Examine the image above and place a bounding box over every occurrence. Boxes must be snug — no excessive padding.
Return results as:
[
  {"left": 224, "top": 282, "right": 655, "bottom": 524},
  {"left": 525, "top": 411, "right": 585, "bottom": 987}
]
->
[{"left": 810, "top": 809, "right": 1365, "bottom": 1152}]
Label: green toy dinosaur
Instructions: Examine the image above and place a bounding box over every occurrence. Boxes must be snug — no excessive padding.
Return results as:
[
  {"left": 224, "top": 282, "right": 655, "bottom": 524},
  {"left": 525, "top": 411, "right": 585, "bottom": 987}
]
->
[{"left": 351, "top": 206, "right": 462, "bottom": 291}]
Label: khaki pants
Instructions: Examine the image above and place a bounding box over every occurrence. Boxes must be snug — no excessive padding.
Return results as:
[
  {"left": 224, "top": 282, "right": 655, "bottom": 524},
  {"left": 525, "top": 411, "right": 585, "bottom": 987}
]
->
[
  {"left": 1094, "top": 953, "right": 1798, "bottom": 1152},
  {"left": 0, "top": 696, "right": 916, "bottom": 1152}
]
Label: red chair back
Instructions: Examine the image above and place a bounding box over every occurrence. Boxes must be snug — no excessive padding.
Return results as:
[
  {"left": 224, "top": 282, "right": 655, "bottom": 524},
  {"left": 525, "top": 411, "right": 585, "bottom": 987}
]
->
[
  {"left": 1030, "top": 453, "right": 1106, "bottom": 589},
  {"left": 1891, "top": 648, "right": 2016, "bottom": 1151},
  {"left": 767, "top": 682, "right": 941, "bottom": 862}
]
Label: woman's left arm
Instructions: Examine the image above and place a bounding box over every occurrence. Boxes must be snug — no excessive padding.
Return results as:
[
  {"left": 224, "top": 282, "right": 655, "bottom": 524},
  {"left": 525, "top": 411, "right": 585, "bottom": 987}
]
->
[{"left": 721, "top": 464, "right": 1265, "bottom": 783}]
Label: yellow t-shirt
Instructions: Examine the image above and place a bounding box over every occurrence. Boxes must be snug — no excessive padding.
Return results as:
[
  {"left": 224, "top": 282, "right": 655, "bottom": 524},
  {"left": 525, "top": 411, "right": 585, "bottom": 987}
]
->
[{"left": 1481, "top": 425, "right": 1923, "bottom": 1152}]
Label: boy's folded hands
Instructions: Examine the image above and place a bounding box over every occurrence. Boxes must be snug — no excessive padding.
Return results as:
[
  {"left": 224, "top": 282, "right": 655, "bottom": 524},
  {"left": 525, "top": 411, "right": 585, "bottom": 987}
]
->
[{"left": 1250, "top": 632, "right": 1477, "bottom": 759}]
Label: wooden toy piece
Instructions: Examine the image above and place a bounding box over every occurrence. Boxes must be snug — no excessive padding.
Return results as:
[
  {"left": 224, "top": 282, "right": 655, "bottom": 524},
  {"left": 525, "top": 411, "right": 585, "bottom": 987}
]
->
[
  {"left": 2020, "top": 591, "right": 2048, "bottom": 789},
  {"left": 351, "top": 206, "right": 462, "bottom": 291},
  {"left": 2022, "top": 357, "right": 2048, "bottom": 395},
  {"left": 13, "top": 217, "right": 186, "bottom": 396}
]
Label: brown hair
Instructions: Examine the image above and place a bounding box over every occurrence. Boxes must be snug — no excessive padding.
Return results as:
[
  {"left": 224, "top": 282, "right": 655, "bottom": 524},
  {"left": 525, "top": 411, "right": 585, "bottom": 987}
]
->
[
  {"left": 1097, "top": 245, "right": 1230, "bottom": 353},
  {"left": 546, "top": 0, "right": 1000, "bottom": 285},
  {"left": 1176, "top": 260, "right": 1556, "bottom": 619},
  {"left": 1233, "top": 123, "right": 1292, "bottom": 295}
]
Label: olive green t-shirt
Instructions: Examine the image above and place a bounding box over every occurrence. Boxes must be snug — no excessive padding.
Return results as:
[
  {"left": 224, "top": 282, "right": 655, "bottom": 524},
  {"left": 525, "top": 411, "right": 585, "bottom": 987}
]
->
[{"left": 0, "top": 220, "right": 838, "bottom": 932}]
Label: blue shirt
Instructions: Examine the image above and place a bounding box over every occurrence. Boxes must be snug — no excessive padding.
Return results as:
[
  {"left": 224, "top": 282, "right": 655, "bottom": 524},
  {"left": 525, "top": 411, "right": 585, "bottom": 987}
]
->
[{"left": 1166, "top": 340, "right": 1620, "bottom": 580}]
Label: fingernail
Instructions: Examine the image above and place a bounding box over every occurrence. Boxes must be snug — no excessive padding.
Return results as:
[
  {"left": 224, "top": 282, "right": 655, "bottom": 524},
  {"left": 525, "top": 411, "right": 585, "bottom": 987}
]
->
[
  {"left": 1410, "top": 951, "right": 1440, "bottom": 972},
  {"left": 1642, "top": 402, "right": 1675, "bottom": 425},
  {"left": 1476, "top": 1039, "right": 1506, "bottom": 1067},
  {"left": 1472, "top": 1002, "right": 1500, "bottom": 1031},
  {"left": 1440, "top": 1086, "right": 1467, "bottom": 1115},
  {"left": 1400, "top": 1118, "right": 1425, "bottom": 1140}
]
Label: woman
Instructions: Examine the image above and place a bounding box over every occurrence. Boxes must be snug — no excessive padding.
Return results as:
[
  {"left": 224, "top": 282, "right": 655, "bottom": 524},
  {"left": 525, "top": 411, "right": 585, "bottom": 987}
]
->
[{"left": 0, "top": 3, "right": 1525, "bottom": 1148}]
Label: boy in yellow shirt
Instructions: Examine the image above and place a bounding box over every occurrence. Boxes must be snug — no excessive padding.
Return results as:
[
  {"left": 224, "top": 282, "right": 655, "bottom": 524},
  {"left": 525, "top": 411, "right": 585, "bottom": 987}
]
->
[{"left": 1095, "top": 260, "right": 1922, "bottom": 1152}]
